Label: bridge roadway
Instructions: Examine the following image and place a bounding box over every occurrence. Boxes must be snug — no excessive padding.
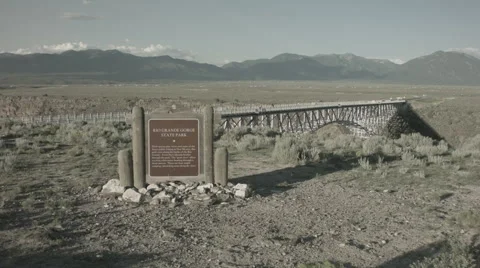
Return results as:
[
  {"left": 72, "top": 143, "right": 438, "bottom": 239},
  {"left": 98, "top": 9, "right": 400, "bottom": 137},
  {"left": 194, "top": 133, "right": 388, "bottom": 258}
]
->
[{"left": 217, "top": 99, "right": 407, "bottom": 117}]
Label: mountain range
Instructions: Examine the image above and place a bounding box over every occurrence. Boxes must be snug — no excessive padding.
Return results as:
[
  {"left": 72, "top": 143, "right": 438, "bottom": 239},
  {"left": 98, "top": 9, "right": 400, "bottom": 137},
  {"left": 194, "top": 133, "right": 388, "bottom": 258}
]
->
[{"left": 0, "top": 49, "right": 479, "bottom": 85}]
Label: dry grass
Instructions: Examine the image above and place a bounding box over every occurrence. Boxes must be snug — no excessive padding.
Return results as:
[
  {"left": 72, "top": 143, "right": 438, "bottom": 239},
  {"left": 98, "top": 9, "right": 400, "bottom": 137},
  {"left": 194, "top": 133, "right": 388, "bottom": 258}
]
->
[
  {"left": 0, "top": 150, "right": 19, "bottom": 172},
  {"left": 1, "top": 105, "right": 480, "bottom": 267},
  {"left": 452, "top": 134, "right": 480, "bottom": 158}
]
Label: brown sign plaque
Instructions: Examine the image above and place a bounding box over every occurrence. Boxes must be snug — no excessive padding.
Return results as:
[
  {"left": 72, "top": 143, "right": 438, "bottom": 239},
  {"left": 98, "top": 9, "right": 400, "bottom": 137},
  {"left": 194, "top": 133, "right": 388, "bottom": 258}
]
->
[{"left": 148, "top": 118, "right": 200, "bottom": 177}]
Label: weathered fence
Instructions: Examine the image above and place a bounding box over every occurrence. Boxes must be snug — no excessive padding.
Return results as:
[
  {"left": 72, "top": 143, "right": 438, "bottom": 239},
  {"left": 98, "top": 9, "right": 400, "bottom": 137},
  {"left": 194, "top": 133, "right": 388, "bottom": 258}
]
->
[{"left": 0, "top": 112, "right": 131, "bottom": 124}]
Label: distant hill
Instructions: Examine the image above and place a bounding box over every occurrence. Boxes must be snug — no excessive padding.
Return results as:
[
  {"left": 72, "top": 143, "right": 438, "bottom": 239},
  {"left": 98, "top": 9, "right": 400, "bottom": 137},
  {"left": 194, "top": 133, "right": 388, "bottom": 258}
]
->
[
  {"left": 0, "top": 49, "right": 228, "bottom": 83},
  {"left": 223, "top": 52, "right": 389, "bottom": 80},
  {"left": 385, "top": 51, "right": 480, "bottom": 85},
  {"left": 311, "top": 53, "right": 399, "bottom": 77},
  {"left": 1, "top": 49, "right": 480, "bottom": 85}
]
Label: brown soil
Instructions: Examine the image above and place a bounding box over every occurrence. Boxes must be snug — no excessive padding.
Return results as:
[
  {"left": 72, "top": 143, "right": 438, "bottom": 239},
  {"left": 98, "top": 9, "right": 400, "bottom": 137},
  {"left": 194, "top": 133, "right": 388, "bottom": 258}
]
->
[{"left": 1, "top": 86, "right": 480, "bottom": 268}]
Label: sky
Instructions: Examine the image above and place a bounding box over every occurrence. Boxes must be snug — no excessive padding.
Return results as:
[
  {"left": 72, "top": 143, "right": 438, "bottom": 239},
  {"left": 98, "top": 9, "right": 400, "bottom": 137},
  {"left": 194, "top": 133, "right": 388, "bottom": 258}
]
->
[{"left": 0, "top": 0, "right": 479, "bottom": 66}]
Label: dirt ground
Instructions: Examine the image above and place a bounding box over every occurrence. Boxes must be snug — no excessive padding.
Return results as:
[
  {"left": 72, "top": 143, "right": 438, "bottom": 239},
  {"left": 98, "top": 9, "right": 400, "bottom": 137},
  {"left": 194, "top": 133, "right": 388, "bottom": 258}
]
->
[{"left": 1, "top": 82, "right": 480, "bottom": 267}]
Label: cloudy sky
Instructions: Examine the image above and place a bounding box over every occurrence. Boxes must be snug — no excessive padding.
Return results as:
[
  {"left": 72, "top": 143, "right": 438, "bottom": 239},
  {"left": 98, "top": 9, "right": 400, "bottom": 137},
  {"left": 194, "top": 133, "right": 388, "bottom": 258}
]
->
[{"left": 0, "top": 0, "right": 479, "bottom": 65}]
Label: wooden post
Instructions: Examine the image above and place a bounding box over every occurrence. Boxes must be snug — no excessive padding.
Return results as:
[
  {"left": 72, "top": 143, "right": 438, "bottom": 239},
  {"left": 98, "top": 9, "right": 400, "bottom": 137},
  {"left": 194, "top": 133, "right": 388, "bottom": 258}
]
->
[
  {"left": 118, "top": 149, "right": 134, "bottom": 187},
  {"left": 214, "top": 147, "right": 228, "bottom": 186},
  {"left": 132, "top": 106, "right": 146, "bottom": 189},
  {"left": 203, "top": 105, "right": 214, "bottom": 183}
]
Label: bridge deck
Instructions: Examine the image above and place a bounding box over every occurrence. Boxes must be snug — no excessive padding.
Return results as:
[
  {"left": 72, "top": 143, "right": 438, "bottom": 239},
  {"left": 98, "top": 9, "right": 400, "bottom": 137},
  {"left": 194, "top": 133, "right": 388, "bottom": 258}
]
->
[{"left": 219, "top": 99, "right": 406, "bottom": 117}]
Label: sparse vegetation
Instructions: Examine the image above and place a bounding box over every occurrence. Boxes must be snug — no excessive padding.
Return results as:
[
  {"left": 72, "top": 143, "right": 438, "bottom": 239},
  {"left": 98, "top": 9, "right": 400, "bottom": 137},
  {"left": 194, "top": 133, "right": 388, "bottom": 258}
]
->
[
  {"left": 1, "top": 90, "right": 480, "bottom": 268},
  {"left": 297, "top": 261, "right": 344, "bottom": 268},
  {"left": 0, "top": 150, "right": 19, "bottom": 172},
  {"left": 358, "top": 157, "right": 372, "bottom": 170}
]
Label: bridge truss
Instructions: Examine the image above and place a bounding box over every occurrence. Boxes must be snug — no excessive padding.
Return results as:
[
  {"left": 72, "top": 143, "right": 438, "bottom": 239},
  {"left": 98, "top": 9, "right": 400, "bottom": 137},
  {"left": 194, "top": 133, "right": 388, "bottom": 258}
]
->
[{"left": 219, "top": 100, "right": 407, "bottom": 136}]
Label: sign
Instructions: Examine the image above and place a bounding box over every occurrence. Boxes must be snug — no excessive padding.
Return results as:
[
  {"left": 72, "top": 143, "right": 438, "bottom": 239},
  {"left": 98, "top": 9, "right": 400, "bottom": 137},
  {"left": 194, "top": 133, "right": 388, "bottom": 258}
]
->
[{"left": 148, "top": 119, "right": 200, "bottom": 177}]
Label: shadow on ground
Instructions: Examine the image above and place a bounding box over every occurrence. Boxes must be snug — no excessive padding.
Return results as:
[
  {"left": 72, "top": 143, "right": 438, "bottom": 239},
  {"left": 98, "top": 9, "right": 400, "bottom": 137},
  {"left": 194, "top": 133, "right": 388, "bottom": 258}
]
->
[
  {"left": 376, "top": 240, "right": 450, "bottom": 268},
  {"left": 230, "top": 152, "right": 397, "bottom": 197},
  {"left": 305, "top": 239, "right": 478, "bottom": 268},
  {"left": 0, "top": 250, "right": 163, "bottom": 268}
]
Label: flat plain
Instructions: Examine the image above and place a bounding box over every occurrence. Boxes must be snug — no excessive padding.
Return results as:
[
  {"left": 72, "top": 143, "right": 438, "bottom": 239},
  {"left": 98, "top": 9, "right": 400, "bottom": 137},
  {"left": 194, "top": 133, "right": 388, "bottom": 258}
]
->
[{"left": 1, "top": 81, "right": 480, "bottom": 268}]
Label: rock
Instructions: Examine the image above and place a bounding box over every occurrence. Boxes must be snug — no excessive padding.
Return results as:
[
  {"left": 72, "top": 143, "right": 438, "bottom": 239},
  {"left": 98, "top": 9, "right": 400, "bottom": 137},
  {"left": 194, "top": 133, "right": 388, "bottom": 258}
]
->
[
  {"left": 233, "top": 183, "right": 252, "bottom": 198},
  {"left": 139, "top": 188, "right": 148, "bottom": 195},
  {"left": 216, "top": 193, "right": 232, "bottom": 202},
  {"left": 152, "top": 191, "right": 173, "bottom": 204},
  {"left": 101, "top": 179, "right": 125, "bottom": 196},
  {"left": 177, "top": 184, "right": 186, "bottom": 191},
  {"left": 150, "top": 199, "right": 160, "bottom": 205},
  {"left": 194, "top": 193, "right": 212, "bottom": 201},
  {"left": 122, "top": 188, "right": 144, "bottom": 203},
  {"left": 169, "top": 202, "right": 180, "bottom": 208},
  {"left": 147, "top": 184, "right": 161, "bottom": 191},
  {"left": 197, "top": 183, "right": 214, "bottom": 193},
  {"left": 143, "top": 194, "right": 153, "bottom": 203},
  {"left": 233, "top": 183, "right": 249, "bottom": 191},
  {"left": 211, "top": 187, "right": 220, "bottom": 194},
  {"left": 185, "top": 182, "right": 199, "bottom": 191},
  {"left": 165, "top": 185, "right": 175, "bottom": 193}
]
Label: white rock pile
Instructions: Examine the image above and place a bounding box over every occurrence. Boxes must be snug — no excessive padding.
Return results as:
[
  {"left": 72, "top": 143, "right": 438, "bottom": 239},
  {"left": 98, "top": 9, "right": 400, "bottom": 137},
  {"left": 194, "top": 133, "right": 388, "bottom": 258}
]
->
[{"left": 100, "top": 179, "right": 253, "bottom": 207}]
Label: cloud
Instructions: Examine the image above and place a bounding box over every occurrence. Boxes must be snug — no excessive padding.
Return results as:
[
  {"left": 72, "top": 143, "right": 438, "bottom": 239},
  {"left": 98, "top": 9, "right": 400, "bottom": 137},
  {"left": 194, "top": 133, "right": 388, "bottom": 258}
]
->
[
  {"left": 389, "top": 59, "right": 405, "bottom": 64},
  {"left": 61, "top": 12, "right": 101, "bottom": 20},
  {"left": 447, "top": 47, "right": 480, "bottom": 59},
  {"left": 125, "top": 38, "right": 130, "bottom": 43},
  {"left": 8, "top": 42, "right": 196, "bottom": 61},
  {"left": 11, "top": 42, "right": 89, "bottom": 54},
  {"left": 82, "top": 0, "right": 93, "bottom": 4},
  {"left": 108, "top": 44, "right": 196, "bottom": 60}
]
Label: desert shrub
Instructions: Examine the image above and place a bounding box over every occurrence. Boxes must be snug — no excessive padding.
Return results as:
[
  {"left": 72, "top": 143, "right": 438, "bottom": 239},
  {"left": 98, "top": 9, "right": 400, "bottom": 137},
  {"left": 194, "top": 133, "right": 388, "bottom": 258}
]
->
[
  {"left": 399, "top": 167, "right": 409, "bottom": 174},
  {"left": 409, "top": 239, "right": 476, "bottom": 268},
  {"left": 362, "top": 135, "right": 387, "bottom": 155},
  {"left": 358, "top": 157, "right": 372, "bottom": 170},
  {"left": 377, "top": 155, "right": 385, "bottom": 169},
  {"left": 381, "top": 141, "right": 403, "bottom": 156},
  {"left": 15, "top": 137, "right": 30, "bottom": 149},
  {"left": 428, "top": 155, "right": 445, "bottom": 165},
  {"left": 55, "top": 122, "right": 131, "bottom": 147},
  {"left": 452, "top": 134, "right": 480, "bottom": 158},
  {"left": 235, "top": 134, "right": 274, "bottom": 151},
  {"left": 324, "top": 134, "right": 362, "bottom": 153},
  {"left": 298, "top": 261, "right": 344, "bottom": 268},
  {"left": 415, "top": 140, "right": 449, "bottom": 157},
  {"left": 218, "top": 127, "right": 280, "bottom": 148},
  {"left": 401, "top": 151, "right": 416, "bottom": 162},
  {"left": 271, "top": 135, "right": 320, "bottom": 164},
  {"left": 395, "top": 133, "right": 434, "bottom": 150},
  {"left": 413, "top": 170, "right": 426, "bottom": 179},
  {"left": 0, "top": 150, "right": 18, "bottom": 172},
  {"left": 401, "top": 151, "right": 427, "bottom": 166},
  {"left": 221, "top": 127, "right": 253, "bottom": 142}
]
